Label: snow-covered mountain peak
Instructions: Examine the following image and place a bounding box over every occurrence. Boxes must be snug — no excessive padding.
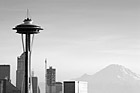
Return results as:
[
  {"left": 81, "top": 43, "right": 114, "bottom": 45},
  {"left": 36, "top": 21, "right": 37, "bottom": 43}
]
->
[
  {"left": 73, "top": 64, "right": 140, "bottom": 93},
  {"left": 102, "top": 64, "right": 140, "bottom": 80},
  {"left": 75, "top": 64, "right": 140, "bottom": 83}
]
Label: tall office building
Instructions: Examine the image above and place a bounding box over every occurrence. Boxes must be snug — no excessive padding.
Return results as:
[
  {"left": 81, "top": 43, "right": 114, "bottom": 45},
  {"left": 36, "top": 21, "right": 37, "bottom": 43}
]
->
[
  {"left": 46, "top": 66, "right": 56, "bottom": 93},
  {"left": 0, "top": 65, "right": 10, "bottom": 82},
  {"left": 0, "top": 79, "right": 20, "bottom": 93},
  {"left": 64, "top": 81, "right": 88, "bottom": 93},
  {"left": 31, "top": 72, "right": 40, "bottom": 93},
  {"left": 32, "top": 76, "right": 41, "bottom": 93},
  {"left": 16, "top": 52, "right": 25, "bottom": 93}
]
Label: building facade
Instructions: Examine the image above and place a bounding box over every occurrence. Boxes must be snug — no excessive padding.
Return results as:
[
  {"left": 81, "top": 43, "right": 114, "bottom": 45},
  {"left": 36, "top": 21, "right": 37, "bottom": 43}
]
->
[
  {"left": 0, "top": 79, "right": 20, "bottom": 93},
  {"left": 46, "top": 66, "right": 56, "bottom": 93},
  {"left": 55, "top": 82, "right": 62, "bottom": 93},
  {"left": 63, "top": 81, "right": 88, "bottom": 93},
  {"left": 32, "top": 76, "right": 40, "bottom": 93},
  {"left": 16, "top": 52, "right": 25, "bottom": 93},
  {"left": 0, "top": 65, "right": 10, "bottom": 82}
]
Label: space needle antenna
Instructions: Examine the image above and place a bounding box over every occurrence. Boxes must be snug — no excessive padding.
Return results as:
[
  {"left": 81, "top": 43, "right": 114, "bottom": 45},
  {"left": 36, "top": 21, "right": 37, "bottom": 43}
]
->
[
  {"left": 26, "top": 9, "right": 32, "bottom": 20},
  {"left": 27, "top": 9, "right": 29, "bottom": 18},
  {"left": 27, "top": 9, "right": 30, "bottom": 18}
]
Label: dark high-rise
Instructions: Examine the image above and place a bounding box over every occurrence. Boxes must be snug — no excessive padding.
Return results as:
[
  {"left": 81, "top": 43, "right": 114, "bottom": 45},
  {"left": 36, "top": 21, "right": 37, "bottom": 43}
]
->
[
  {"left": 0, "top": 65, "right": 20, "bottom": 93},
  {"left": 47, "top": 66, "right": 56, "bottom": 86},
  {"left": 64, "top": 81, "right": 88, "bottom": 93},
  {"left": 32, "top": 76, "right": 40, "bottom": 93},
  {"left": 0, "top": 79, "right": 20, "bottom": 93},
  {"left": 16, "top": 52, "right": 25, "bottom": 93},
  {"left": 46, "top": 66, "right": 56, "bottom": 93},
  {"left": 0, "top": 65, "right": 10, "bottom": 81}
]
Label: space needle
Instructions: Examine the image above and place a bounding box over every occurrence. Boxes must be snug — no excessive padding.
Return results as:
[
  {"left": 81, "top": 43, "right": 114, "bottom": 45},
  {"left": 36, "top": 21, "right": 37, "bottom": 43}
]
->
[{"left": 13, "top": 12, "right": 43, "bottom": 93}]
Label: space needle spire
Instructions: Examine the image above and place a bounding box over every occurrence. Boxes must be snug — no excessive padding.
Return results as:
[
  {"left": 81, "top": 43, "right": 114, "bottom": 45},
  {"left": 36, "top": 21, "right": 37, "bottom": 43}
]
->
[{"left": 13, "top": 11, "right": 43, "bottom": 93}]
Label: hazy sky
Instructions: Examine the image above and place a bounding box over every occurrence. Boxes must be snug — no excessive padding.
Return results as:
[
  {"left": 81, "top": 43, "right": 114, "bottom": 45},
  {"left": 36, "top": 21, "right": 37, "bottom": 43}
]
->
[{"left": 0, "top": 0, "right": 140, "bottom": 84}]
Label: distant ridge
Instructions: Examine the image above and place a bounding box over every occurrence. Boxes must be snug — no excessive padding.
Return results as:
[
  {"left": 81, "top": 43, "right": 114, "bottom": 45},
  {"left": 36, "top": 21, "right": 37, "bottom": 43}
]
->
[{"left": 73, "top": 64, "right": 140, "bottom": 93}]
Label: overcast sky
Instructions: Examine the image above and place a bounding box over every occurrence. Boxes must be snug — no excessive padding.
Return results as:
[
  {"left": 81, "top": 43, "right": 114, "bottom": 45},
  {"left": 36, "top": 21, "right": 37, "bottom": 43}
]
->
[{"left": 0, "top": 0, "right": 140, "bottom": 84}]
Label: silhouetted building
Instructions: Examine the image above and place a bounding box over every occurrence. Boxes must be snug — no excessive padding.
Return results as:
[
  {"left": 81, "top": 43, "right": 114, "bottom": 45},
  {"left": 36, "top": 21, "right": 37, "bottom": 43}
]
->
[
  {"left": 32, "top": 76, "right": 40, "bottom": 93},
  {"left": 16, "top": 52, "right": 25, "bottom": 93},
  {"left": 55, "top": 82, "right": 62, "bottom": 93},
  {"left": 32, "top": 77, "right": 38, "bottom": 93},
  {"left": 38, "top": 87, "right": 40, "bottom": 93},
  {"left": 0, "top": 65, "right": 10, "bottom": 82},
  {"left": 64, "top": 81, "right": 88, "bottom": 93},
  {"left": 45, "top": 61, "right": 62, "bottom": 93},
  {"left": 0, "top": 79, "right": 20, "bottom": 93},
  {"left": 46, "top": 66, "right": 56, "bottom": 93}
]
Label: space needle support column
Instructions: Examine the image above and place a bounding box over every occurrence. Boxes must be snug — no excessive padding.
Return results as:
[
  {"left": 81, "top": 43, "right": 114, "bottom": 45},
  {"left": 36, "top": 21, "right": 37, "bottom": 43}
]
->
[{"left": 25, "top": 33, "right": 30, "bottom": 93}]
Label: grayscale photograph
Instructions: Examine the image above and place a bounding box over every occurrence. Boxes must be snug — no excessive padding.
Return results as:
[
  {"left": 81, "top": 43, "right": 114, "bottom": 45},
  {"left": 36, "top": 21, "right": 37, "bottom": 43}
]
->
[{"left": 0, "top": 0, "right": 140, "bottom": 93}]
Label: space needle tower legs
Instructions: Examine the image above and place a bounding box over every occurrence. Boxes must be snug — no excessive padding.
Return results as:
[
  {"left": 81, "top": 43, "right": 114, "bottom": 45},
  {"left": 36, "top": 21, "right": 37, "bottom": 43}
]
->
[
  {"left": 13, "top": 16, "right": 43, "bottom": 93},
  {"left": 25, "top": 33, "right": 30, "bottom": 93}
]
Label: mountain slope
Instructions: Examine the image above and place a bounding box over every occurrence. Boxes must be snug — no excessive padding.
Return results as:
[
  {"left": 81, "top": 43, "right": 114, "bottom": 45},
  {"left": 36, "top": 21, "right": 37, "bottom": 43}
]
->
[{"left": 74, "top": 64, "right": 140, "bottom": 93}]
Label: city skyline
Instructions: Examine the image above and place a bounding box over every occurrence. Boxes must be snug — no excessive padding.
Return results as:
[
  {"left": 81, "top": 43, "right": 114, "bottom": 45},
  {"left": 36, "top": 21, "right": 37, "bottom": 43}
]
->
[{"left": 0, "top": 0, "right": 140, "bottom": 85}]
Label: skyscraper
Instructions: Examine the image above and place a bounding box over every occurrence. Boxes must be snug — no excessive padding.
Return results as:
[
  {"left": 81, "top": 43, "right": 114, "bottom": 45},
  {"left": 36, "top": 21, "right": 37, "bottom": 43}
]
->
[
  {"left": 16, "top": 52, "right": 25, "bottom": 93},
  {"left": 32, "top": 71, "right": 40, "bottom": 93},
  {"left": 0, "top": 65, "right": 10, "bottom": 82},
  {"left": 64, "top": 81, "right": 88, "bottom": 93},
  {"left": 0, "top": 79, "right": 20, "bottom": 93},
  {"left": 47, "top": 66, "right": 56, "bottom": 86},
  {"left": 32, "top": 77, "right": 38, "bottom": 93},
  {"left": 46, "top": 66, "right": 56, "bottom": 93}
]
